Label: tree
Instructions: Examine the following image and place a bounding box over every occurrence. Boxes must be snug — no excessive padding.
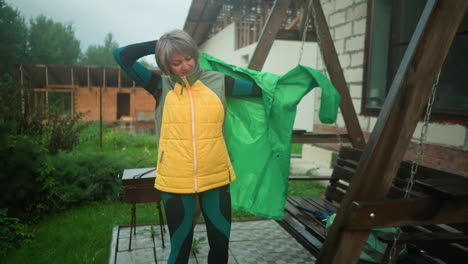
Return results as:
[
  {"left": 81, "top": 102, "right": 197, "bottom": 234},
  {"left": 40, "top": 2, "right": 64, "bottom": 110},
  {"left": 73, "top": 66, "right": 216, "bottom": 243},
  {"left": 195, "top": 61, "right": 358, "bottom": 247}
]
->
[
  {"left": 0, "top": 0, "right": 28, "bottom": 77},
  {"left": 79, "top": 32, "right": 119, "bottom": 66},
  {"left": 28, "top": 15, "right": 81, "bottom": 64}
]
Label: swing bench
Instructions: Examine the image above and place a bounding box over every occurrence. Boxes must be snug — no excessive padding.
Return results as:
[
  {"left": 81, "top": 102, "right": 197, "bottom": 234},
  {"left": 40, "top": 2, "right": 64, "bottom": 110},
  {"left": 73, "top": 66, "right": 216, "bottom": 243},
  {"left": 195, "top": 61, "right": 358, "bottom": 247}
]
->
[{"left": 281, "top": 146, "right": 468, "bottom": 263}]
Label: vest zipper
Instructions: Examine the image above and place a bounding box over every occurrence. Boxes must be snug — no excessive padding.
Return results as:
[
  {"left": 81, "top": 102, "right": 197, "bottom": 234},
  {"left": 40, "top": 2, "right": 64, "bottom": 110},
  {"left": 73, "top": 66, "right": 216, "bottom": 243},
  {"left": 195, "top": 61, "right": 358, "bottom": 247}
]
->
[
  {"left": 183, "top": 76, "right": 198, "bottom": 192},
  {"left": 159, "top": 151, "right": 164, "bottom": 163}
]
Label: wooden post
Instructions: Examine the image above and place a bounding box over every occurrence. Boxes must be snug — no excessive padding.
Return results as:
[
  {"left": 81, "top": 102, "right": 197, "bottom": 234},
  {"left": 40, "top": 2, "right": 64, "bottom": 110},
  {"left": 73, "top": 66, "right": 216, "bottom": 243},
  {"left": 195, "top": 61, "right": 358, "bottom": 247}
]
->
[
  {"left": 248, "top": 0, "right": 292, "bottom": 71},
  {"left": 310, "top": 0, "right": 366, "bottom": 149},
  {"left": 316, "top": 1, "right": 466, "bottom": 263},
  {"left": 20, "top": 65, "right": 25, "bottom": 114},
  {"left": 87, "top": 67, "right": 91, "bottom": 89},
  {"left": 71, "top": 67, "right": 74, "bottom": 116},
  {"left": 118, "top": 68, "right": 121, "bottom": 93},
  {"left": 45, "top": 65, "right": 49, "bottom": 112},
  {"left": 99, "top": 67, "right": 104, "bottom": 149}
]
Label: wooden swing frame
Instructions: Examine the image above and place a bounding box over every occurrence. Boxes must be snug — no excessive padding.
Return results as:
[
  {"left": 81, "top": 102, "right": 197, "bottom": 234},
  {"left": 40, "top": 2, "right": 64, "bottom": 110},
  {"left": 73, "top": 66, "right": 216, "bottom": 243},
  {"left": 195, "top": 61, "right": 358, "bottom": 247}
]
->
[{"left": 242, "top": 0, "right": 468, "bottom": 263}]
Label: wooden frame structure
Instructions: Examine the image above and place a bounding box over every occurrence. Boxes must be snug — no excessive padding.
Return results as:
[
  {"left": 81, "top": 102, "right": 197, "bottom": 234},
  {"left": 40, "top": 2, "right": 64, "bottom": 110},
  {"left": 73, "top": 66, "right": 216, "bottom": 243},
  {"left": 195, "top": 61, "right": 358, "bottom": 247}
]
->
[
  {"left": 184, "top": 0, "right": 366, "bottom": 146},
  {"left": 185, "top": 0, "right": 467, "bottom": 263},
  {"left": 317, "top": 1, "right": 467, "bottom": 262}
]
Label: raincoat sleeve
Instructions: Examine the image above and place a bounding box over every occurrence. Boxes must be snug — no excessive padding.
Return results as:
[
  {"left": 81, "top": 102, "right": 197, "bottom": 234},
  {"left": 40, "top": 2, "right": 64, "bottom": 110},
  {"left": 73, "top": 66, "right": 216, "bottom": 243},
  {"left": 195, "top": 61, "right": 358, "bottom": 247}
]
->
[
  {"left": 224, "top": 76, "right": 262, "bottom": 97},
  {"left": 113, "top": 40, "right": 162, "bottom": 100}
]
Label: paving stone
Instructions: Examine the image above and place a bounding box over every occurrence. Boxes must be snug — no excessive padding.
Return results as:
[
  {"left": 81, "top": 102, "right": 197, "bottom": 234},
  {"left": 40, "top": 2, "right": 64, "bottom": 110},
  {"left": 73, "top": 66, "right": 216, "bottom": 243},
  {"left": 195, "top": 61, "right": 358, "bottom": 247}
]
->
[
  {"left": 155, "top": 247, "right": 197, "bottom": 263},
  {"left": 192, "top": 241, "right": 234, "bottom": 257},
  {"left": 195, "top": 255, "right": 238, "bottom": 264},
  {"left": 231, "top": 219, "right": 278, "bottom": 230},
  {"left": 155, "top": 246, "right": 171, "bottom": 261},
  {"left": 230, "top": 227, "right": 289, "bottom": 242},
  {"left": 153, "top": 227, "right": 170, "bottom": 249},
  {"left": 233, "top": 250, "right": 316, "bottom": 264},
  {"left": 119, "top": 226, "right": 159, "bottom": 239},
  {"left": 116, "top": 248, "right": 156, "bottom": 264},
  {"left": 118, "top": 236, "right": 155, "bottom": 252},
  {"left": 111, "top": 220, "right": 316, "bottom": 264},
  {"left": 229, "top": 238, "right": 305, "bottom": 256}
]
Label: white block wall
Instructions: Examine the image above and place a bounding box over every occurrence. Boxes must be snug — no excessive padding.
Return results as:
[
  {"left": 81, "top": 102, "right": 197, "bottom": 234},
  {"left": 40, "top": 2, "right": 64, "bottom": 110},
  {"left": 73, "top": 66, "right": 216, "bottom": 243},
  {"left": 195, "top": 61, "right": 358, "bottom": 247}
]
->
[{"left": 316, "top": 0, "right": 467, "bottom": 150}]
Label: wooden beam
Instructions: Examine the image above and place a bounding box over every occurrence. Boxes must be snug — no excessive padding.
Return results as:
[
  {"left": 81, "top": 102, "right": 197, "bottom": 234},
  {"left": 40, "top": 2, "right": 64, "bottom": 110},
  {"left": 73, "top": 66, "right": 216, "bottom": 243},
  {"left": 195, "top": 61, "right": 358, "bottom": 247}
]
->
[
  {"left": 32, "top": 88, "right": 74, "bottom": 92},
  {"left": 289, "top": 176, "right": 332, "bottom": 181},
  {"left": 310, "top": 0, "right": 365, "bottom": 149},
  {"left": 248, "top": 0, "right": 292, "bottom": 71},
  {"left": 347, "top": 198, "right": 468, "bottom": 230},
  {"left": 316, "top": 1, "right": 466, "bottom": 263},
  {"left": 292, "top": 133, "right": 350, "bottom": 143}
]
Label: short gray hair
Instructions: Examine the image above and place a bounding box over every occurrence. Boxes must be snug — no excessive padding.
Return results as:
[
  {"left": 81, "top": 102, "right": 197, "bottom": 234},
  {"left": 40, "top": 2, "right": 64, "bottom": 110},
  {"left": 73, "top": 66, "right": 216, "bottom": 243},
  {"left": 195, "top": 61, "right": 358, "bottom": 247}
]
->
[{"left": 155, "top": 29, "right": 199, "bottom": 75}]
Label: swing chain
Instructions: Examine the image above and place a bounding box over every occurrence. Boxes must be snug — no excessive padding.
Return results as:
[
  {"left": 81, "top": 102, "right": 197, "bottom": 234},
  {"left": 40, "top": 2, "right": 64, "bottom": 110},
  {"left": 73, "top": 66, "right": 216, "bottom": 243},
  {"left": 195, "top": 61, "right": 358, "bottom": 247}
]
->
[
  {"left": 298, "top": 0, "right": 313, "bottom": 65},
  {"left": 334, "top": 121, "right": 343, "bottom": 147},
  {"left": 388, "top": 71, "right": 441, "bottom": 263}
]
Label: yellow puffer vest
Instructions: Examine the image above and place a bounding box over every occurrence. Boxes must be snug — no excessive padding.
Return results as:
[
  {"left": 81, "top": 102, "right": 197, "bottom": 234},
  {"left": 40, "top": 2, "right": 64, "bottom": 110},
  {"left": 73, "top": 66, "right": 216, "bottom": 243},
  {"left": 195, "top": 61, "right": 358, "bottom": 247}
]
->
[{"left": 154, "top": 71, "right": 236, "bottom": 193}]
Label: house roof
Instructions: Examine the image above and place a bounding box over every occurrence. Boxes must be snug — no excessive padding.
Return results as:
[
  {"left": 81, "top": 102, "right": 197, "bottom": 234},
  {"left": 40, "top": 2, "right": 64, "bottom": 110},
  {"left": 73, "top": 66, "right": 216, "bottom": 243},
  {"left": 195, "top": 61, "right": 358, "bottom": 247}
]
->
[
  {"left": 19, "top": 64, "right": 160, "bottom": 89},
  {"left": 183, "top": 0, "right": 315, "bottom": 46},
  {"left": 183, "top": 0, "right": 225, "bottom": 45}
]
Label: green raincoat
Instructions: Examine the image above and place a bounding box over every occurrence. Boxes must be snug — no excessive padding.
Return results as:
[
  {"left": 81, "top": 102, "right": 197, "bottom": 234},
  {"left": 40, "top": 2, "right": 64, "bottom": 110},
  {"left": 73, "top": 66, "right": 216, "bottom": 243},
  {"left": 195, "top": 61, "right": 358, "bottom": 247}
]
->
[{"left": 199, "top": 52, "right": 341, "bottom": 220}]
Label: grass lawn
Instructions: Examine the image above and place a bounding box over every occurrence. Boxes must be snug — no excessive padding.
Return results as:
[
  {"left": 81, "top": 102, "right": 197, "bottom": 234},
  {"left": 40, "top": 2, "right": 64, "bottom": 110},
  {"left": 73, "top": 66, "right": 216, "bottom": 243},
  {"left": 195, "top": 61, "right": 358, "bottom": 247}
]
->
[
  {"left": 3, "top": 181, "right": 326, "bottom": 264},
  {"left": 2, "top": 127, "right": 322, "bottom": 263}
]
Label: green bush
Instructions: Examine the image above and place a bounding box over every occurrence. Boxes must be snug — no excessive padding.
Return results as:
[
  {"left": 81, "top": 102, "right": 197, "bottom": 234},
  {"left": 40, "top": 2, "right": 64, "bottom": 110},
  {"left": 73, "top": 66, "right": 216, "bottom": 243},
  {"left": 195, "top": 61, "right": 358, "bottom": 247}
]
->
[
  {"left": 103, "top": 127, "right": 156, "bottom": 149},
  {"left": 42, "top": 112, "right": 90, "bottom": 155},
  {"left": 49, "top": 151, "right": 135, "bottom": 204},
  {"left": 0, "top": 78, "right": 22, "bottom": 133},
  {"left": 0, "top": 209, "right": 33, "bottom": 256},
  {"left": 0, "top": 122, "right": 56, "bottom": 222}
]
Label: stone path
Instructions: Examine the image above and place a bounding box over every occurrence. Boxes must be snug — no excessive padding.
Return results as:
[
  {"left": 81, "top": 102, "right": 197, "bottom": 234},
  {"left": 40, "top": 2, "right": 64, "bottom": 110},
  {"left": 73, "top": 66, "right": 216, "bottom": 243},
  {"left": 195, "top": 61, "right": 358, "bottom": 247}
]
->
[{"left": 109, "top": 220, "right": 316, "bottom": 264}]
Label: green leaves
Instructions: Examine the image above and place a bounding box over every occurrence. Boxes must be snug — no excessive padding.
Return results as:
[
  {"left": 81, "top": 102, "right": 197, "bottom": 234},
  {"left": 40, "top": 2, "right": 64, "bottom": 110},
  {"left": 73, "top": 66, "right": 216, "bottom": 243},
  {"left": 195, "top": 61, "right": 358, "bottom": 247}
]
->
[
  {"left": 0, "top": 0, "right": 28, "bottom": 75},
  {"left": 191, "top": 236, "right": 207, "bottom": 254},
  {"left": 79, "top": 32, "right": 119, "bottom": 66},
  {"left": 28, "top": 15, "right": 81, "bottom": 65},
  {"left": 0, "top": 209, "right": 33, "bottom": 256}
]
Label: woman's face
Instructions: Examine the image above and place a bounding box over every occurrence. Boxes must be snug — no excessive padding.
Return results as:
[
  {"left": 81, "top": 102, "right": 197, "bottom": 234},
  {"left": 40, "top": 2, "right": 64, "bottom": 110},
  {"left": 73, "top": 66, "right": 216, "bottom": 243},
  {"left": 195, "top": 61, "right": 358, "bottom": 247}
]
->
[{"left": 169, "top": 52, "right": 195, "bottom": 77}]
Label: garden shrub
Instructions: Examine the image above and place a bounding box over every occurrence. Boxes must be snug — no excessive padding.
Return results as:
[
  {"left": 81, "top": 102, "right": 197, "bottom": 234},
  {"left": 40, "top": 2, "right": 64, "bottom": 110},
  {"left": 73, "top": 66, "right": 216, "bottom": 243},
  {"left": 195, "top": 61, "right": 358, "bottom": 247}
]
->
[
  {"left": 42, "top": 112, "right": 90, "bottom": 155},
  {"left": 0, "top": 122, "right": 57, "bottom": 222},
  {"left": 49, "top": 150, "right": 135, "bottom": 204},
  {"left": 0, "top": 209, "right": 33, "bottom": 256}
]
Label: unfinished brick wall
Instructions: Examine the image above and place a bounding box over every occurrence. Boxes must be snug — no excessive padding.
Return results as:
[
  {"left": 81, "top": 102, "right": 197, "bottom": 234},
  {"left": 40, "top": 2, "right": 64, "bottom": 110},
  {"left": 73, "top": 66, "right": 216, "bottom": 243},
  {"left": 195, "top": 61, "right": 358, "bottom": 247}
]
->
[{"left": 74, "top": 86, "right": 156, "bottom": 123}]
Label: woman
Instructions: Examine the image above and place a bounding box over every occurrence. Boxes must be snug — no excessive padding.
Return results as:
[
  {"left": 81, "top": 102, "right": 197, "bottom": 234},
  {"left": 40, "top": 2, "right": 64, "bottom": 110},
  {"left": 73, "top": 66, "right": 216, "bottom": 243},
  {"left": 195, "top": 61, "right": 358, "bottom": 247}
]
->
[{"left": 114, "top": 29, "right": 261, "bottom": 264}]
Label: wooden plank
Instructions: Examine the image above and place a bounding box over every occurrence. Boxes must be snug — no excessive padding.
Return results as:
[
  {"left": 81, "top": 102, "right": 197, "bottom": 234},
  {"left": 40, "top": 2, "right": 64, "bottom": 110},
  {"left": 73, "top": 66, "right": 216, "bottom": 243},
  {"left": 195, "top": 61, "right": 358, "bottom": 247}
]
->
[
  {"left": 248, "top": 0, "right": 292, "bottom": 71},
  {"left": 317, "top": 1, "right": 466, "bottom": 263},
  {"left": 347, "top": 198, "right": 468, "bottom": 230},
  {"left": 310, "top": 0, "right": 366, "bottom": 149},
  {"left": 284, "top": 199, "right": 328, "bottom": 241},
  {"left": 301, "top": 197, "right": 338, "bottom": 214},
  {"left": 278, "top": 212, "right": 323, "bottom": 256},
  {"left": 292, "top": 133, "right": 350, "bottom": 143},
  {"left": 288, "top": 197, "right": 330, "bottom": 237},
  {"left": 32, "top": 88, "right": 74, "bottom": 92},
  {"left": 378, "top": 232, "right": 468, "bottom": 244},
  {"left": 288, "top": 176, "right": 332, "bottom": 181}
]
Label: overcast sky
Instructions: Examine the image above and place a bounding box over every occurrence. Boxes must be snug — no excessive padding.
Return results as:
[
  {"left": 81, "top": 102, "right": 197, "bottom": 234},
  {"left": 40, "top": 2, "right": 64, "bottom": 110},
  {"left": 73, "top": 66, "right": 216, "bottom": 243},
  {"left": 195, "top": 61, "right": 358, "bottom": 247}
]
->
[{"left": 6, "top": 0, "right": 192, "bottom": 51}]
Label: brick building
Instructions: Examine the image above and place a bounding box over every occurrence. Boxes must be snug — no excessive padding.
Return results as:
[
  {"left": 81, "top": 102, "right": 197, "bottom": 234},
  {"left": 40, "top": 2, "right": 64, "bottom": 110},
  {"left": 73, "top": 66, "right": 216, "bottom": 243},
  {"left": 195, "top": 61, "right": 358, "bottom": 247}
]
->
[{"left": 19, "top": 64, "right": 156, "bottom": 131}]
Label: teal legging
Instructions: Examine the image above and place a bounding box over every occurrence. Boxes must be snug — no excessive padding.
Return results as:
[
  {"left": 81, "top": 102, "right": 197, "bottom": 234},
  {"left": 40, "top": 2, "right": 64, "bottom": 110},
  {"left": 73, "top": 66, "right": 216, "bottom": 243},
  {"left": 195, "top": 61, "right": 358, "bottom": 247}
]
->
[{"left": 161, "top": 185, "right": 231, "bottom": 264}]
